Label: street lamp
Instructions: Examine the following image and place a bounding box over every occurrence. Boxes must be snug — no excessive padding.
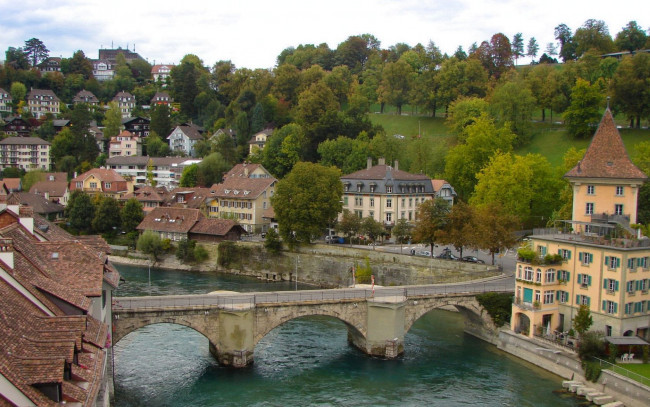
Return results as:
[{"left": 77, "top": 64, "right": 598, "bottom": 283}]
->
[{"left": 295, "top": 256, "right": 299, "bottom": 291}]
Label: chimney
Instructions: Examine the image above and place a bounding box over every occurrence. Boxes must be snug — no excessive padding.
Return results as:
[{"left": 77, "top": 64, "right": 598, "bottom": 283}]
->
[
  {"left": 378, "top": 157, "right": 385, "bottom": 166},
  {"left": 367, "top": 157, "right": 373, "bottom": 170},
  {"left": 18, "top": 206, "right": 34, "bottom": 235},
  {"left": 394, "top": 160, "right": 399, "bottom": 171},
  {"left": 0, "top": 238, "right": 14, "bottom": 268}
]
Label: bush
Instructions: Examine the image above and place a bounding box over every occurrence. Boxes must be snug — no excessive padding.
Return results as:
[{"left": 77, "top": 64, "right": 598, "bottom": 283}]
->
[
  {"left": 476, "top": 292, "right": 514, "bottom": 327},
  {"left": 176, "top": 239, "right": 197, "bottom": 263},
  {"left": 583, "top": 361, "right": 602, "bottom": 382},
  {"left": 264, "top": 228, "right": 282, "bottom": 254},
  {"left": 193, "top": 244, "right": 209, "bottom": 263},
  {"left": 517, "top": 248, "right": 537, "bottom": 263},
  {"left": 136, "top": 231, "right": 163, "bottom": 261},
  {"left": 354, "top": 257, "right": 372, "bottom": 284},
  {"left": 578, "top": 331, "right": 607, "bottom": 362},
  {"left": 543, "top": 253, "right": 564, "bottom": 264},
  {"left": 217, "top": 241, "right": 250, "bottom": 268}
]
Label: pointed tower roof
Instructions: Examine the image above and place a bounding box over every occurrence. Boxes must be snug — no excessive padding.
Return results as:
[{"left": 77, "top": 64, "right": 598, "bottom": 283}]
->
[{"left": 564, "top": 109, "right": 647, "bottom": 180}]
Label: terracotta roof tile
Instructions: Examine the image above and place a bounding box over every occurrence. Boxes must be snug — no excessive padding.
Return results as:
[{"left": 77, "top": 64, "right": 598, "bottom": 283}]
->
[
  {"left": 71, "top": 168, "right": 127, "bottom": 184},
  {"left": 210, "top": 177, "right": 276, "bottom": 200},
  {"left": 565, "top": 109, "right": 647, "bottom": 180},
  {"left": 189, "top": 218, "right": 244, "bottom": 236},
  {"left": 136, "top": 207, "right": 204, "bottom": 234}
]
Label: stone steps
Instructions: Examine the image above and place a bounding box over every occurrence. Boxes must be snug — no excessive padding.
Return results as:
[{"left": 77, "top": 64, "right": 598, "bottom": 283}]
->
[
  {"left": 561, "top": 380, "right": 624, "bottom": 407},
  {"left": 592, "top": 395, "right": 615, "bottom": 405},
  {"left": 601, "top": 402, "right": 624, "bottom": 407}
]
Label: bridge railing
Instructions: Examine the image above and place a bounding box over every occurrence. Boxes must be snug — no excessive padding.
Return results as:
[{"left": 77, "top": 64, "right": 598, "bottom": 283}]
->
[{"left": 113, "top": 281, "right": 513, "bottom": 311}]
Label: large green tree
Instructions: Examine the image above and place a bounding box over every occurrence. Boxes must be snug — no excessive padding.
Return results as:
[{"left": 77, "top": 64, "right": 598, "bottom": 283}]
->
[
  {"left": 412, "top": 198, "right": 451, "bottom": 256},
  {"left": 563, "top": 78, "right": 604, "bottom": 139},
  {"left": 262, "top": 123, "right": 306, "bottom": 178},
  {"left": 614, "top": 21, "right": 648, "bottom": 52},
  {"left": 573, "top": 19, "right": 614, "bottom": 56},
  {"left": 317, "top": 135, "right": 368, "bottom": 175},
  {"left": 377, "top": 60, "right": 414, "bottom": 115},
  {"left": 67, "top": 191, "right": 95, "bottom": 233},
  {"left": 610, "top": 53, "right": 650, "bottom": 128},
  {"left": 473, "top": 203, "right": 519, "bottom": 265},
  {"left": 121, "top": 198, "right": 144, "bottom": 233},
  {"left": 23, "top": 38, "right": 49, "bottom": 67},
  {"left": 489, "top": 78, "right": 536, "bottom": 145},
  {"left": 511, "top": 33, "right": 525, "bottom": 65},
  {"left": 103, "top": 101, "right": 123, "bottom": 139},
  {"left": 92, "top": 196, "right": 121, "bottom": 233},
  {"left": 271, "top": 162, "right": 343, "bottom": 248},
  {"left": 197, "top": 152, "right": 230, "bottom": 187}
]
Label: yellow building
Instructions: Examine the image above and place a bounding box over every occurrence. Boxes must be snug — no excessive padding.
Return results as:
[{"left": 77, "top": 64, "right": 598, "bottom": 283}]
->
[
  {"left": 205, "top": 163, "right": 276, "bottom": 233},
  {"left": 511, "top": 109, "right": 650, "bottom": 340}
]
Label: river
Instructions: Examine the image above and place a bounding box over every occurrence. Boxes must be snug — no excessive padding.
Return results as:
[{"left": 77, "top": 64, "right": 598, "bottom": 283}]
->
[{"left": 112, "top": 264, "right": 580, "bottom": 407}]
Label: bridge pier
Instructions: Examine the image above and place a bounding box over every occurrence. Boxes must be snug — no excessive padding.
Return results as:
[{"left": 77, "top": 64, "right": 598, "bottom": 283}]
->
[
  {"left": 350, "top": 298, "right": 406, "bottom": 358},
  {"left": 212, "top": 307, "right": 255, "bottom": 367}
]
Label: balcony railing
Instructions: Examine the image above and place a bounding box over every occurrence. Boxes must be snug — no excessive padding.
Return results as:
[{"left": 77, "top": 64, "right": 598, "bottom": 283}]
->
[{"left": 513, "top": 297, "right": 540, "bottom": 311}]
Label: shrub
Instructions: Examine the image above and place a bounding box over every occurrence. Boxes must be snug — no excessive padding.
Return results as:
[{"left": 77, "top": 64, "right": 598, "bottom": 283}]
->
[
  {"left": 217, "top": 241, "right": 250, "bottom": 268},
  {"left": 193, "top": 244, "right": 209, "bottom": 263},
  {"left": 264, "top": 228, "right": 282, "bottom": 254},
  {"left": 578, "top": 331, "right": 607, "bottom": 362},
  {"left": 136, "top": 231, "right": 163, "bottom": 261},
  {"left": 476, "top": 292, "right": 514, "bottom": 327},
  {"left": 583, "top": 361, "right": 602, "bottom": 382},
  {"left": 517, "top": 248, "right": 537, "bottom": 263},
  {"left": 543, "top": 253, "right": 563, "bottom": 264},
  {"left": 354, "top": 257, "right": 372, "bottom": 284}
]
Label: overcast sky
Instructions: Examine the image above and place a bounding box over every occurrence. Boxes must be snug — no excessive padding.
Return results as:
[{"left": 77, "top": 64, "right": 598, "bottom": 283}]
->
[{"left": 0, "top": 0, "right": 646, "bottom": 69}]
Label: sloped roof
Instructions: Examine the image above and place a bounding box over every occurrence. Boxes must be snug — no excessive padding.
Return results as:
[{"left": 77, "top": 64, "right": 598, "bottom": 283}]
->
[
  {"left": 342, "top": 164, "right": 431, "bottom": 181},
  {"left": 210, "top": 176, "right": 275, "bottom": 200},
  {"left": 7, "top": 192, "right": 65, "bottom": 215},
  {"left": 71, "top": 168, "right": 126, "bottom": 184},
  {"left": 30, "top": 180, "right": 69, "bottom": 198},
  {"left": 27, "top": 88, "right": 60, "bottom": 102},
  {"left": 189, "top": 218, "right": 244, "bottom": 236},
  {"left": 169, "top": 125, "right": 203, "bottom": 140},
  {"left": 0, "top": 137, "right": 50, "bottom": 145},
  {"left": 136, "top": 207, "right": 203, "bottom": 234},
  {"left": 223, "top": 163, "right": 270, "bottom": 179},
  {"left": 2, "top": 178, "right": 21, "bottom": 191},
  {"left": 73, "top": 89, "right": 99, "bottom": 103},
  {"left": 565, "top": 109, "right": 647, "bottom": 180}
]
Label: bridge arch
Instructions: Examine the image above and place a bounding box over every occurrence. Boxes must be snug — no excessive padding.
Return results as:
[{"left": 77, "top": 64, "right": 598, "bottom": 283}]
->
[
  {"left": 404, "top": 295, "right": 494, "bottom": 335},
  {"left": 253, "top": 301, "right": 366, "bottom": 347}
]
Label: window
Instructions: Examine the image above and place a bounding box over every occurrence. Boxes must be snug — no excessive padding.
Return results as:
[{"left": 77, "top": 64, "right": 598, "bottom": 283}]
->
[
  {"left": 105, "top": 182, "right": 111, "bottom": 189},
  {"left": 603, "top": 278, "right": 619, "bottom": 292},
  {"left": 637, "top": 257, "right": 648, "bottom": 269},
  {"left": 357, "top": 184, "right": 362, "bottom": 192},
  {"left": 370, "top": 198, "right": 374, "bottom": 207},
  {"left": 354, "top": 196, "right": 363, "bottom": 206},
  {"left": 545, "top": 269, "right": 555, "bottom": 283},
  {"left": 577, "top": 273, "right": 592, "bottom": 287},
  {"left": 536, "top": 268, "right": 542, "bottom": 283},
  {"left": 627, "top": 280, "right": 636, "bottom": 293},
  {"left": 638, "top": 279, "right": 649, "bottom": 292},
  {"left": 585, "top": 203, "right": 594, "bottom": 215},
  {"left": 386, "top": 186, "right": 392, "bottom": 193},
  {"left": 543, "top": 291, "right": 554, "bottom": 304},
  {"left": 616, "top": 186, "right": 624, "bottom": 196},
  {"left": 89, "top": 182, "right": 97, "bottom": 189},
  {"left": 634, "top": 301, "right": 645, "bottom": 313},
  {"left": 556, "top": 291, "right": 569, "bottom": 303},
  {"left": 602, "top": 301, "right": 618, "bottom": 315},
  {"left": 579, "top": 252, "right": 593, "bottom": 265},
  {"left": 605, "top": 256, "right": 620, "bottom": 269},
  {"left": 517, "top": 265, "right": 522, "bottom": 279},
  {"left": 624, "top": 302, "right": 634, "bottom": 315},
  {"left": 523, "top": 267, "right": 533, "bottom": 281},
  {"left": 355, "top": 210, "right": 363, "bottom": 218},
  {"left": 534, "top": 290, "right": 541, "bottom": 303},
  {"left": 369, "top": 211, "right": 374, "bottom": 219},
  {"left": 386, "top": 199, "right": 392, "bottom": 208},
  {"left": 557, "top": 270, "right": 570, "bottom": 282},
  {"left": 615, "top": 204, "right": 623, "bottom": 216},
  {"left": 343, "top": 197, "right": 348, "bottom": 206},
  {"left": 538, "top": 246, "right": 547, "bottom": 256},
  {"left": 76, "top": 181, "right": 82, "bottom": 188},
  {"left": 558, "top": 249, "right": 571, "bottom": 260},
  {"left": 401, "top": 198, "right": 405, "bottom": 207},
  {"left": 386, "top": 213, "right": 392, "bottom": 222},
  {"left": 587, "top": 185, "right": 595, "bottom": 195},
  {"left": 576, "top": 294, "right": 590, "bottom": 306}
]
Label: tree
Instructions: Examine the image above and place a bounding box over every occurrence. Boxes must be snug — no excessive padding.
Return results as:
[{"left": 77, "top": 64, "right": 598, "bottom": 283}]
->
[
  {"left": 526, "top": 37, "right": 539, "bottom": 60},
  {"left": 337, "top": 210, "right": 362, "bottom": 245},
  {"left": 555, "top": 23, "right": 577, "bottom": 62},
  {"left": 10, "top": 82, "right": 27, "bottom": 106},
  {"left": 197, "top": 152, "right": 230, "bottom": 187},
  {"left": 563, "top": 78, "right": 604, "bottom": 139},
  {"left": 180, "top": 164, "right": 199, "bottom": 187},
  {"left": 361, "top": 216, "right": 384, "bottom": 248},
  {"left": 92, "top": 197, "right": 121, "bottom": 233},
  {"left": 377, "top": 60, "right": 414, "bottom": 115},
  {"left": 103, "top": 101, "right": 123, "bottom": 139},
  {"left": 22, "top": 170, "right": 45, "bottom": 191},
  {"left": 5, "top": 47, "right": 29, "bottom": 70},
  {"left": 573, "top": 304, "right": 593, "bottom": 338},
  {"left": 446, "top": 96, "right": 489, "bottom": 140},
  {"left": 437, "top": 201, "right": 476, "bottom": 258},
  {"left": 63, "top": 50, "right": 93, "bottom": 79},
  {"left": 444, "top": 114, "right": 516, "bottom": 200},
  {"left": 67, "top": 191, "right": 95, "bottom": 233},
  {"left": 262, "top": 123, "right": 307, "bottom": 178},
  {"left": 412, "top": 198, "right": 451, "bottom": 256},
  {"left": 121, "top": 198, "right": 144, "bottom": 233},
  {"left": 23, "top": 38, "right": 49, "bottom": 67},
  {"left": 511, "top": 33, "right": 525, "bottom": 65},
  {"left": 172, "top": 60, "right": 201, "bottom": 119},
  {"left": 271, "top": 162, "right": 343, "bottom": 248},
  {"left": 614, "top": 21, "right": 648, "bottom": 52},
  {"left": 489, "top": 79, "right": 536, "bottom": 146},
  {"left": 145, "top": 132, "right": 171, "bottom": 157},
  {"left": 137, "top": 231, "right": 164, "bottom": 261},
  {"left": 317, "top": 135, "right": 369, "bottom": 175},
  {"left": 264, "top": 228, "right": 282, "bottom": 254},
  {"left": 472, "top": 203, "right": 518, "bottom": 265},
  {"left": 150, "top": 104, "right": 172, "bottom": 139},
  {"left": 610, "top": 53, "right": 650, "bottom": 128},
  {"left": 176, "top": 239, "right": 197, "bottom": 263},
  {"left": 573, "top": 19, "right": 614, "bottom": 56}
]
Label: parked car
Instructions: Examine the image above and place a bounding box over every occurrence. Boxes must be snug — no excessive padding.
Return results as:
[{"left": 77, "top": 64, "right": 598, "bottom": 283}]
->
[
  {"left": 437, "top": 249, "right": 459, "bottom": 260},
  {"left": 325, "top": 235, "right": 343, "bottom": 244},
  {"left": 461, "top": 255, "right": 485, "bottom": 264},
  {"left": 415, "top": 250, "right": 432, "bottom": 257}
]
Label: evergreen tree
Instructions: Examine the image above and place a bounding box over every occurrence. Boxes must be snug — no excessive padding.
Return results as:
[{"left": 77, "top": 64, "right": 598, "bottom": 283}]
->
[{"left": 23, "top": 38, "right": 49, "bottom": 67}]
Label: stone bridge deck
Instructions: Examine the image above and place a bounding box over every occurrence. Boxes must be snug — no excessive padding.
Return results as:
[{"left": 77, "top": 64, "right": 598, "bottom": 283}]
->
[{"left": 113, "top": 278, "right": 512, "bottom": 367}]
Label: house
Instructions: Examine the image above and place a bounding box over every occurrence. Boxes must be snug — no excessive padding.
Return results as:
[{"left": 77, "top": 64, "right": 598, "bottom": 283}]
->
[
  {"left": 206, "top": 164, "right": 277, "bottom": 234},
  {"left": 136, "top": 206, "right": 244, "bottom": 242},
  {"left": 1, "top": 116, "right": 32, "bottom": 136},
  {"left": 2, "top": 178, "right": 22, "bottom": 192},
  {"left": 7, "top": 192, "right": 65, "bottom": 220},
  {"left": 170, "top": 187, "right": 213, "bottom": 212},
  {"left": 89, "top": 125, "right": 105, "bottom": 152},
  {"left": 119, "top": 185, "right": 171, "bottom": 213},
  {"left": 37, "top": 57, "right": 61, "bottom": 73},
  {"left": 151, "top": 64, "right": 174, "bottom": 83},
  {"left": 29, "top": 172, "right": 70, "bottom": 206},
  {"left": 511, "top": 108, "right": 650, "bottom": 340},
  {"left": 0, "top": 137, "right": 51, "bottom": 171},
  {"left": 431, "top": 179, "right": 457, "bottom": 206},
  {"left": 92, "top": 60, "right": 115, "bottom": 81},
  {"left": 92, "top": 47, "right": 146, "bottom": 81},
  {"left": 26, "top": 88, "right": 61, "bottom": 119},
  {"left": 109, "top": 130, "right": 142, "bottom": 157},
  {"left": 73, "top": 89, "right": 100, "bottom": 106},
  {"left": 69, "top": 168, "right": 131, "bottom": 198},
  {"left": 0, "top": 205, "right": 119, "bottom": 406},
  {"left": 167, "top": 124, "right": 204, "bottom": 157},
  {"left": 113, "top": 91, "right": 136, "bottom": 118},
  {"left": 340, "top": 158, "right": 436, "bottom": 227},
  {"left": 0, "top": 87, "right": 12, "bottom": 115},
  {"left": 151, "top": 91, "right": 173, "bottom": 106},
  {"left": 51, "top": 119, "right": 70, "bottom": 133},
  {"left": 122, "top": 116, "right": 150, "bottom": 138},
  {"left": 106, "top": 155, "right": 188, "bottom": 188},
  {"left": 211, "top": 127, "right": 237, "bottom": 142},
  {"left": 248, "top": 128, "right": 274, "bottom": 154}
]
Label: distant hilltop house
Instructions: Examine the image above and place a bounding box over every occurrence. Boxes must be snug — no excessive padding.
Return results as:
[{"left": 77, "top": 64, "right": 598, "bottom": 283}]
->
[
  {"left": 167, "top": 123, "right": 205, "bottom": 157},
  {"left": 37, "top": 56, "right": 61, "bottom": 73},
  {"left": 92, "top": 46, "right": 146, "bottom": 81},
  {"left": 113, "top": 91, "right": 136, "bottom": 118},
  {"left": 26, "top": 88, "right": 60, "bottom": 119},
  {"left": 73, "top": 89, "right": 100, "bottom": 106},
  {"left": 151, "top": 91, "right": 173, "bottom": 107},
  {"left": 248, "top": 128, "right": 274, "bottom": 155},
  {"left": 340, "top": 158, "right": 448, "bottom": 228},
  {"left": 152, "top": 64, "right": 174, "bottom": 83},
  {"left": 0, "top": 87, "right": 12, "bottom": 115}
]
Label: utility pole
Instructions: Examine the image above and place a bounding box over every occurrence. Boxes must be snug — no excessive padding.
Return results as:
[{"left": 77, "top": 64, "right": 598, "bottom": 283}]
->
[{"left": 295, "top": 256, "right": 299, "bottom": 290}]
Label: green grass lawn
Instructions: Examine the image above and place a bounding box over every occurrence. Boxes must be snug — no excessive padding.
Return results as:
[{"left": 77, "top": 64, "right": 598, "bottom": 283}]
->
[
  {"left": 368, "top": 112, "right": 650, "bottom": 170},
  {"left": 610, "top": 362, "right": 650, "bottom": 385}
]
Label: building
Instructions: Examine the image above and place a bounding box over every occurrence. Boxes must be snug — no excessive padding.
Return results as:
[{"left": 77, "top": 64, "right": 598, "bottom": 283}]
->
[
  {"left": 0, "top": 205, "right": 119, "bottom": 406},
  {"left": 431, "top": 179, "right": 457, "bottom": 206},
  {"left": 37, "top": 57, "right": 61, "bottom": 73},
  {"left": 26, "top": 88, "right": 60, "bottom": 119},
  {"left": 122, "top": 116, "right": 150, "bottom": 138},
  {"left": 112, "top": 91, "right": 136, "bottom": 118},
  {"left": 340, "top": 158, "right": 436, "bottom": 227},
  {"left": 167, "top": 124, "right": 204, "bottom": 157},
  {"left": 511, "top": 108, "right": 650, "bottom": 340},
  {"left": 69, "top": 168, "right": 131, "bottom": 198},
  {"left": 206, "top": 164, "right": 277, "bottom": 233},
  {"left": 0, "top": 137, "right": 51, "bottom": 171},
  {"left": 248, "top": 128, "right": 273, "bottom": 154},
  {"left": 2, "top": 116, "right": 32, "bottom": 136},
  {"left": 73, "top": 89, "right": 100, "bottom": 106},
  {"left": 119, "top": 185, "right": 171, "bottom": 213},
  {"left": 0, "top": 87, "right": 12, "bottom": 115},
  {"left": 136, "top": 206, "right": 244, "bottom": 242},
  {"left": 151, "top": 91, "right": 173, "bottom": 106},
  {"left": 169, "top": 187, "right": 213, "bottom": 212},
  {"left": 106, "top": 156, "right": 188, "bottom": 188},
  {"left": 7, "top": 191, "right": 65, "bottom": 220},
  {"left": 29, "top": 172, "right": 70, "bottom": 206},
  {"left": 151, "top": 64, "right": 174, "bottom": 83},
  {"left": 92, "top": 47, "right": 146, "bottom": 81},
  {"left": 92, "top": 60, "right": 115, "bottom": 81},
  {"left": 109, "top": 130, "right": 142, "bottom": 157}
]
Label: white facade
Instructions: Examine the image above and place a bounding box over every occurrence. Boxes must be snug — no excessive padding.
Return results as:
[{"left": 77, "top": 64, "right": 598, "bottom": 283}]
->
[{"left": 0, "top": 137, "right": 51, "bottom": 171}]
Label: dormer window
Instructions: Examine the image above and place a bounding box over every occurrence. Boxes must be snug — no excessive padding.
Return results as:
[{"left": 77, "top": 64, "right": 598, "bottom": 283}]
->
[{"left": 386, "top": 186, "right": 392, "bottom": 193}]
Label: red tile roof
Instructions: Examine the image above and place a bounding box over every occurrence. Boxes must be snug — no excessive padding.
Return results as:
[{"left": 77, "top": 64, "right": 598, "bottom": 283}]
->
[
  {"left": 189, "top": 218, "right": 244, "bottom": 236},
  {"left": 71, "top": 168, "right": 127, "bottom": 184},
  {"left": 136, "top": 207, "right": 204, "bottom": 234},
  {"left": 565, "top": 109, "right": 647, "bottom": 180},
  {"left": 210, "top": 177, "right": 275, "bottom": 200}
]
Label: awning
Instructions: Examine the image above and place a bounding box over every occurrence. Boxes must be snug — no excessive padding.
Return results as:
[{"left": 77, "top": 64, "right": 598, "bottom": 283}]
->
[{"left": 605, "top": 336, "right": 650, "bottom": 346}]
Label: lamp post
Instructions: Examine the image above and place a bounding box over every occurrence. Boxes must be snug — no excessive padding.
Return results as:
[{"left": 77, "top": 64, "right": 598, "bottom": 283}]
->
[{"left": 295, "top": 256, "right": 299, "bottom": 290}]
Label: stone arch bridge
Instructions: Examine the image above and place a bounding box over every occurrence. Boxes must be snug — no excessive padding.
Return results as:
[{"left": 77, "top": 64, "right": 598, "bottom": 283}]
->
[{"left": 112, "top": 280, "right": 512, "bottom": 367}]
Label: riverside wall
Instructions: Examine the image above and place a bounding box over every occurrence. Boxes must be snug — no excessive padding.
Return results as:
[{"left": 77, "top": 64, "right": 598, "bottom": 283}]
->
[{"left": 109, "top": 242, "right": 502, "bottom": 288}]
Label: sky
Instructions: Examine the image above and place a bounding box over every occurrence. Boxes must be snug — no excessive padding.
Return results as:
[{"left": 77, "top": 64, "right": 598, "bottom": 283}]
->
[{"left": 0, "top": 0, "right": 647, "bottom": 70}]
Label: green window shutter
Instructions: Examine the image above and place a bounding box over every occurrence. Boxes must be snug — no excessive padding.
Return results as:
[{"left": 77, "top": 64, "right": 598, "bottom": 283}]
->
[
  {"left": 613, "top": 302, "right": 618, "bottom": 313},
  {"left": 577, "top": 274, "right": 582, "bottom": 284},
  {"left": 566, "top": 271, "right": 570, "bottom": 281},
  {"left": 638, "top": 258, "right": 642, "bottom": 267},
  {"left": 589, "top": 254, "right": 593, "bottom": 263},
  {"left": 558, "top": 249, "right": 562, "bottom": 256},
  {"left": 588, "top": 275, "right": 592, "bottom": 286},
  {"left": 628, "top": 258, "right": 634, "bottom": 268},
  {"left": 615, "top": 280, "right": 619, "bottom": 291},
  {"left": 586, "top": 297, "right": 590, "bottom": 306},
  {"left": 605, "top": 256, "right": 609, "bottom": 266},
  {"left": 556, "top": 291, "right": 560, "bottom": 300},
  {"left": 602, "top": 300, "right": 607, "bottom": 311},
  {"left": 636, "top": 280, "right": 640, "bottom": 291},
  {"left": 567, "top": 251, "right": 571, "bottom": 259},
  {"left": 603, "top": 278, "right": 608, "bottom": 289},
  {"left": 616, "top": 258, "right": 620, "bottom": 268},
  {"left": 556, "top": 270, "right": 561, "bottom": 280},
  {"left": 576, "top": 294, "right": 580, "bottom": 304},
  {"left": 579, "top": 252, "right": 584, "bottom": 262}
]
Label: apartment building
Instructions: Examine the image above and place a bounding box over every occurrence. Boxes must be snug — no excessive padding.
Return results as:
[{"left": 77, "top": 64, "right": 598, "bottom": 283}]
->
[
  {"left": 0, "top": 137, "right": 51, "bottom": 171},
  {"left": 26, "top": 88, "right": 60, "bottom": 119}
]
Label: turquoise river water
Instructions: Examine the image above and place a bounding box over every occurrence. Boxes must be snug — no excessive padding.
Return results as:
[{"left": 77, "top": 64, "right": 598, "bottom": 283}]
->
[{"left": 112, "top": 264, "right": 581, "bottom": 407}]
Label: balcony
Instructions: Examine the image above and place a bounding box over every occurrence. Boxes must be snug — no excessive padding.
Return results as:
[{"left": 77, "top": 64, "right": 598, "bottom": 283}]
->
[{"left": 513, "top": 297, "right": 540, "bottom": 312}]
